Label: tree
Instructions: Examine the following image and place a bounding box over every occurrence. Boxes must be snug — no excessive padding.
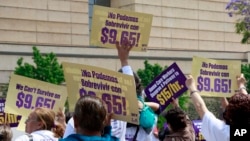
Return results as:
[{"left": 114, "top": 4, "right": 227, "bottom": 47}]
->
[
  {"left": 137, "top": 60, "right": 189, "bottom": 128},
  {"left": 241, "top": 64, "right": 250, "bottom": 93},
  {"left": 226, "top": 0, "right": 250, "bottom": 43},
  {"left": 14, "top": 46, "right": 64, "bottom": 84},
  {"left": 3, "top": 46, "right": 65, "bottom": 98}
]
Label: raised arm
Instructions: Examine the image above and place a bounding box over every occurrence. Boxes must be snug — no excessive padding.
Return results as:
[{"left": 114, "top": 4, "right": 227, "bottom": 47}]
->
[
  {"left": 185, "top": 75, "right": 208, "bottom": 119},
  {"left": 237, "top": 73, "right": 248, "bottom": 95},
  {"left": 116, "top": 39, "right": 133, "bottom": 67},
  {"left": 220, "top": 97, "right": 228, "bottom": 110}
]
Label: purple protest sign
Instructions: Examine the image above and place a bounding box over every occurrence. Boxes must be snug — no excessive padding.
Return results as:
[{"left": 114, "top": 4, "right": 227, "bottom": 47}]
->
[
  {"left": 144, "top": 62, "right": 187, "bottom": 111},
  {"left": 0, "top": 98, "right": 5, "bottom": 113},
  {"left": 192, "top": 120, "right": 206, "bottom": 141},
  {"left": 0, "top": 98, "right": 22, "bottom": 127}
]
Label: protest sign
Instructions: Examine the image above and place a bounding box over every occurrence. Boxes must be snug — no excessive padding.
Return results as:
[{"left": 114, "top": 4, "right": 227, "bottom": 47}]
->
[
  {"left": 4, "top": 74, "right": 67, "bottom": 130},
  {"left": 192, "top": 56, "right": 241, "bottom": 97},
  {"left": 192, "top": 120, "right": 206, "bottom": 141},
  {"left": 63, "top": 62, "right": 139, "bottom": 124},
  {"left": 144, "top": 63, "right": 187, "bottom": 111},
  {"left": 90, "top": 5, "right": 153, "bottom": 51},
  {"left": 0, "top": 98, "right": 21, "bottom": 127}
]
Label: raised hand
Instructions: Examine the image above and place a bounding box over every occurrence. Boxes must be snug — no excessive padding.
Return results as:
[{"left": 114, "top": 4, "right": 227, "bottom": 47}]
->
[
  {"left": 115, "top": 38, "right": 133, "bottom": 67},
  {"left": 236, "top": 73, "right": 246, "bottom": 87},
  {"left": 185, "top": 75, "right": 197, "bottom": 92},
  {"left": 171, "top": 97, "right": 179, "bottom": 108}
]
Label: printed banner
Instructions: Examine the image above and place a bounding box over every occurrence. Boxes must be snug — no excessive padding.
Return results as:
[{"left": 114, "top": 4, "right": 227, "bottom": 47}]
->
[
  {"left": 62, "top": 62, "right": 139, "bottom": 124},
  {"left": 4, "top": 74, "right": 67, "bottom": 130},
  {"left": 192, "top": 120, "right": 206, "bottom": 141},
  {"left": 144, "top": 63, "right": 187, "bottom": 111},
  {"left": 90, "top": 5, "right": 153, "bottom": 51},
  {"left": 0, "top": 98, "right": 21, "bottom": 127},
  {"left": 192, "top": 56, "right": 241, "bottom": 97}
]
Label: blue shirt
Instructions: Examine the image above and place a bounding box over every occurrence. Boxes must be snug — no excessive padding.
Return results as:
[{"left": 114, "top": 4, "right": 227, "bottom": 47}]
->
[{"left": 60, "top": 126, "right": 119, "bottom": 141}]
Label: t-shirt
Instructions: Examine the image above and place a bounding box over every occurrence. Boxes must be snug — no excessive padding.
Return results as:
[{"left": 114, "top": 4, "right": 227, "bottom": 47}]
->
[
  {"left": 15, "top": 130, "right": 58, "bottom": 141},
  {"left": 60, "top": 126, "right": 119, "bottom": 141},
  {"left": 201, "top": 111, "right": 229, "bottom": 141},
  {"left": 125, "top": 116, "right": 158, "bottom": 141}
]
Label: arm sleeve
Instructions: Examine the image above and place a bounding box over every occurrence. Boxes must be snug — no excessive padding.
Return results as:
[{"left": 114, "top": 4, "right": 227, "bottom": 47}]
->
[
  {"left": 111, "top": 119, "right": 127, "bottom": 140},
  {"left": 63, "top": 117, "right": 76, "bottom": 138},
  {"left": 201, "top": 111, "right": 229, "bottom": 141},
  {"left": 121, "top": 66, "right": 133, "bottom": 76}
]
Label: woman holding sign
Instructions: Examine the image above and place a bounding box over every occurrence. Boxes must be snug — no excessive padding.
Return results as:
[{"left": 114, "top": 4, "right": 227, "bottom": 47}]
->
[
  {"left": 185, "top": 74, "right": 250, "bottom": 141},
  {"left": 15, "top": 107, "right": 64, "bottom": 141}
]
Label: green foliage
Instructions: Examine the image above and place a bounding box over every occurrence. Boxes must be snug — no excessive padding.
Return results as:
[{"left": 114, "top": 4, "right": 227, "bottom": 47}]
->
[
  {"left": 14, "top": 46, "right": 64, "bottom": 84},
  {"left": 241, "top": 64, "right": 250, "bottom": 93},
  {"left": 136, "top": 60, "right": 189, "bottom": 129},
  {"left": 137, "top": 60, "right": 164, "bottom": 87},
  {"left": 3, "top": 46, "right": 66, "bottom": 105},
  {"left": 226, "top": 0, "right": 250, "bottom": 44}
]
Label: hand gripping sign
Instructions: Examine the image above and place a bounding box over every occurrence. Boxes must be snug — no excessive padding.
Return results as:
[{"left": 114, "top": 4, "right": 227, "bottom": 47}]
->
[
  {"left": 90, "top": 5, "right": 153, "bottom": 52},
  {"left": 191, "top": 56, "right": 241, "bottom": 97},
  {"left": 62, "top": 62, "right": 139, "bottom": 125},
  {"left": 4, "top": 74, "right": 67, "bottom": 130}
]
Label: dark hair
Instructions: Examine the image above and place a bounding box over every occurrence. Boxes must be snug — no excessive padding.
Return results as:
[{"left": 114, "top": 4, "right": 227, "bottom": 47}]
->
[
  {"left": 223, "top": 93, "right": 250, "bottom": 126},
  {"left": 163, "top": 107, "right": 187, "bottom": 132},
  {"left": 118, "top": 69, "right": 143, "bottom": 96},
  {"left": 74, "top": 95, "right": 106, "bottom": 132},
  {"left": 0, "top": 123, "right": 12, "bottom": 141}
]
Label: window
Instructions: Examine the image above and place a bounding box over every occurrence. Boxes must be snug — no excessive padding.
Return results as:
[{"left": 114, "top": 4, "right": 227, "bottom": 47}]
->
[{"left": 89, "top": 0, "right": 110, "bottom": 32}]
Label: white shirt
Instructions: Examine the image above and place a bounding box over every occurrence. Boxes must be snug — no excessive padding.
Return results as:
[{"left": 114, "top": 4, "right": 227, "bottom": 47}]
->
[
  {"left": 125, "top": 116, "right": 158, "bottom": 141},
  {"left": 201, "top": 111, "right": 229, "bottom": 141},
  {"left": 15, "top": 130, "right": 58, "bottom": 141},
  {"left": 63, "top": 65, "right": 133, "bottom": 141},
  {"left": 63, "top": 117, "right": 127, "bottom": 141}
]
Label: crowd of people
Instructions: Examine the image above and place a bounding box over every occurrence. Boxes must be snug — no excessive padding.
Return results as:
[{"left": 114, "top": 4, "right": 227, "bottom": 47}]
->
[{"left": 0, "top": 38, "right": 249, "bottom": 141}]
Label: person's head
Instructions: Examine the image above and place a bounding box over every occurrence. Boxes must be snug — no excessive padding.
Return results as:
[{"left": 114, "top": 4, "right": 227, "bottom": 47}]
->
[
  {"left": 73, "top": 95, "right": 107, "bottom": 133},
  {"left": 0, "top": 123, "right": 12, "bottom": 141},
  {"left": 118, "top": 69, "right": 143, "bottom": 97},
  {"left": 223, "top": 93, "right": 250, "bottom": 126},
  {"left": 25, "top": 107, "right": 64, "bottom": 137},
  {"left": 163, "top": 107, "right": 187, "bottom": 132}
]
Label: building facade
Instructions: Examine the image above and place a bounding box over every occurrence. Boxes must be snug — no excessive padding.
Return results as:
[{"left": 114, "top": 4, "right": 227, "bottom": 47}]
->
[{"left": 0, "top": 0, "right": 250, "bottom": 85}]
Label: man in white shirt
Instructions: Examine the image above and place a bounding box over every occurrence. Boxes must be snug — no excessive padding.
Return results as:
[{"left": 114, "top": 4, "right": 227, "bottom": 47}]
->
[{"left": 185, "top": 74, "right": 250, "bottom": 141}]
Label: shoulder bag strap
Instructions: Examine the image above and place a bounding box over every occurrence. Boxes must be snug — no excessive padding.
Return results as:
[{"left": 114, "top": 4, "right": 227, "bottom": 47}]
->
[{"left": 132, "top": 126, "right": 140, "bottom": 141}]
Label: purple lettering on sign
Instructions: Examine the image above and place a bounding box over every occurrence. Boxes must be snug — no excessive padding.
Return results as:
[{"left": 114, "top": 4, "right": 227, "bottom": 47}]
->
[
  {"left": 108, "top": 12, "right": 116, "bottom": 19},
  {"left": 78, "top": 88, "right": 127, "bottom": 116},
  {"left": 192, "top": 120, "right": 206, "bottom": 141},
  {"left": 16, "top": 83, "right": 23, "bottom": 90},
  {"left": 0, "top": 98, "right": 22, "bottom": 127},
  {"left": 100, "top": 26, "right": 141, "bottom": 47},
  {"left": 197, "top": 76, "right": 232, "bottom": 93},
  {"left": 144, "top": 63, "right": 187, "bottom": 111},
  {"left": 202, "top": 62, "right": 208, "bottom": 68},
  {"left": 0, "top": 113, "right": 22, "bottom": 127},
  {"left": 102, "top": 93, "right": 112, "bottom": 113},
  {"left": 208, "top": 63, "right": 228, "bottom": 70},
  {"left": 16, "top": 92, "right": 56, "bottom": 110},
  {"left": 81, "top": 69, "right": 91, "bottom": 77}
]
